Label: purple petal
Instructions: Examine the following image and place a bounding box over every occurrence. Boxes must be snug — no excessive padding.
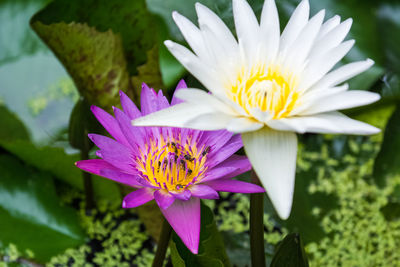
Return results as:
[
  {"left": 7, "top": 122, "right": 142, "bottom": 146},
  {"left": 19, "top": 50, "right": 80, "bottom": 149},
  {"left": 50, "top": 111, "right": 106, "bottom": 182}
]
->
[
  {"left": 88, "top": 133, "right": 126, "bottom": 151},
  {"left": 88, "top": 134, "right": 134, "bottom": 172},
  {"left": 161, "top": 198, "right": 200, "bottom": 254},
  {"left": 171, "top": 189, "right": 191, "bottom": 201},
  {"left": 154, "top": 190, "right": 175, "bottom": 209},
  {"left": 134, "top": 176, "right": 160, "bottom": 189},
  {"left": 75, "top": 159, "right": 118, "bottom": 176},
  {"left": 204, "top": 179, "right": 265, "bottom": 193},
  {"left": 99, "top": 169, "right": 143, "bottom": 188},
  {"left": 122, "top": 188, "right": 155, "bottom": 208},
  {"left": 207, "top": 134, "right": 243, "bottom": 168},
  {"left": 157, "top": 90, "right": 170, "bottom": 110},
  {"left": 113, "top": 106, "right": 145, "bottom": 151},
  {"left": 171, "top": 80, "right": 187, "bottom": 105},
  {"left": 199, "top": 130, "right": 233, "bottom": 157},
  {"left": 201, "top": 166, "right": 238, "bottom": 182},
  {"left": 140, "top": 83, "right": 159, "bottom": 115},
  {"left": 189, "top": 184, "right": 219, "bottom": 199},
  {"left": 211, "top": 155, "right": 251, "bottom": 179},
  {"left": 90, "top": 105, "right": 130, "bottom": 147},
  {"left": 119, "top": 91, "right": 141, "bottom": 120}
]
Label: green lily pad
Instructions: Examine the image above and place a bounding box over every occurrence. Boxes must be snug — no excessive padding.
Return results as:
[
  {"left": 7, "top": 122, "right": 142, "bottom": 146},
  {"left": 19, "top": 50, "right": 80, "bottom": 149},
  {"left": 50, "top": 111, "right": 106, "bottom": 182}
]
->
[
  {"left": 0, "top": 105, "right": 120, "bottom": 202},
  {"left": 0, "top": 154, "right": 85, "bottom": 262},
  {"left": 31, "top": 21, "right": 131, "bottom": 109}
]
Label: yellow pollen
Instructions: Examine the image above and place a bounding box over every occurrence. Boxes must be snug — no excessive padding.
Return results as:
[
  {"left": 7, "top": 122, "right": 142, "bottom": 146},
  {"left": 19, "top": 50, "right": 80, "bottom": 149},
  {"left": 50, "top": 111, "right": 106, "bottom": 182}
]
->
[
  {"left": 135, "top": 135, "right": 209, "bottom": 192},
  {"left": 227, "top": 64, "right": 300, "bottom": 119}
]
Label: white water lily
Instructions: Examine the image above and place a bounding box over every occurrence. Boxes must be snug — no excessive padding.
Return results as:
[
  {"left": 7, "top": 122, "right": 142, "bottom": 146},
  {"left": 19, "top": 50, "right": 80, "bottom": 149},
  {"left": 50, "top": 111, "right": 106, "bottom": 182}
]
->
[{"left": 133, "top": 0, "right": 380, "bottom": 219}]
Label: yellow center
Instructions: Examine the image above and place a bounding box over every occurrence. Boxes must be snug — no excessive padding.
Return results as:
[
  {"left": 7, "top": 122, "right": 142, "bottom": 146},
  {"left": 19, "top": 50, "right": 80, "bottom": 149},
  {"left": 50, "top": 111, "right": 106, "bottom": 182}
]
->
[
  {"left": 135, "top": 135, "right": 209, "bottom": 192},
  {"left": 227, "top": 64, "right": 300, "bottom": 119}
]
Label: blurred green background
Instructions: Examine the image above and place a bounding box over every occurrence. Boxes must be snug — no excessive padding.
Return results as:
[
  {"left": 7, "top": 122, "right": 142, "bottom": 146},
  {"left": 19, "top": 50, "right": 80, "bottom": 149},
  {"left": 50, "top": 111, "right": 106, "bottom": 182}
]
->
[{"left": 1, "top": 0, "right": 400, "bottom": 266}]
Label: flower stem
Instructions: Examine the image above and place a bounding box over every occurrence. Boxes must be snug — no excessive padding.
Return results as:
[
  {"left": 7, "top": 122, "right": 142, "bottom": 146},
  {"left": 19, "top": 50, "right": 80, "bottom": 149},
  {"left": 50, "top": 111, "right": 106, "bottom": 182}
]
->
[
  {"left": 81, "top": 128, "right": 94, "bottom": 210},
  {"left": 250, "top": 170, "right": 266, "bottom": 267},
  {"left": 152, "top": 218, "right": 172, "bottom": 267}
]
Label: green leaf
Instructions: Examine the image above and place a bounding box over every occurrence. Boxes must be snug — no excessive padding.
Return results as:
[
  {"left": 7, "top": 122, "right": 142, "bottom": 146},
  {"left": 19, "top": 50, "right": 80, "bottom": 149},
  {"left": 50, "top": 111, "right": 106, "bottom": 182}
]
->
[
  {"left": 30, "top": 0, "right": 161, "bottom": 107},
  {"left": 270, "top": 233, "right": 309, "bottom": 267},
  {"left": 1, "top": 139, "right": 121, "bottom": 202},
  {"left": 377, "top": 4, "right": 400, "bottom": 74},
  {"left": 373, "top": 105, "right": 400, "bottom": 186},
  {"left": 0, "top": 105, "right": 29, "bottom": 142},
  {"left": 0, "top": 154, "right": 85, "bottom": 262},
  {"left": 31, "top": 21, "right": 132, "bottom": 109},
  {"left": 0, "top": 104, "right": 120, "bottom": 202},
  {"left": 170, "top": 202, "right": 231, "bottom": 267},
  {"left": 31, "top": 0, "right": 157, "bottom": 76}
]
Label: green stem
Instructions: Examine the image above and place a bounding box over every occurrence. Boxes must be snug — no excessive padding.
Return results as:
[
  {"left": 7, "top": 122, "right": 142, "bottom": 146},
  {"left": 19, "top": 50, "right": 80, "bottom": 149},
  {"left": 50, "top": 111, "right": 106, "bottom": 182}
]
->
[
  {"left": 81, "top": 128, "right": 95, "bottom": 210},
  {"left": 250, "top": 170, "right": 266, "bottom": 267},
  {"left": 152, "top": 218, "right": 172, "bottom": 267}
]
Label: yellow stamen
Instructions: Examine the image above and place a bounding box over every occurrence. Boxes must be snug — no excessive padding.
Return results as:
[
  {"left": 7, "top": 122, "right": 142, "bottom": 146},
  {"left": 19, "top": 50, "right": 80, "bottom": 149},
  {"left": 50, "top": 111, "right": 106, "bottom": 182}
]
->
[
  {"left": 135, "top": 135, "right": 209, "bottom": 192},
  {"left": 227, "top": 64, "right": 300, "bottom": 119}
]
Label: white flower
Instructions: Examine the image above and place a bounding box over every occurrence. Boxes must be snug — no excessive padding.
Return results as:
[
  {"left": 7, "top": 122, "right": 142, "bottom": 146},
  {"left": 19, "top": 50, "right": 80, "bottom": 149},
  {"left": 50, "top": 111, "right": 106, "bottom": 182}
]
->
[{"left": 133, "top": 0, "right": 380, "bottom": 219}]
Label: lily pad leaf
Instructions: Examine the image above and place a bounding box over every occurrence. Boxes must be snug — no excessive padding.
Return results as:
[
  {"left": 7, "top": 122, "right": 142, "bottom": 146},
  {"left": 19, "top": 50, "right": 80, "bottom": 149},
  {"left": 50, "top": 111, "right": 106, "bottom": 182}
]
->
[
  {"left": 31, "top": 0, "right": 157, "bottom": 76},
  {"left": 31, "top": 21, "right": 131, "bottom": 109},
  {"left": 1, "top": 139, "right": 121, "bottom": 202},
  {"left": 0, "top": 154, "right": 85, "bottom": 262}
]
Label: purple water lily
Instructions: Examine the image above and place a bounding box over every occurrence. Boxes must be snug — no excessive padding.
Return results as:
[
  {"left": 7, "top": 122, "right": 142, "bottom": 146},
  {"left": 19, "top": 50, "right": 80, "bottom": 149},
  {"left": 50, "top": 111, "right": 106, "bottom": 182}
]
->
[{"left": 76, "top": 81, "right": 264, "bottom": 254}]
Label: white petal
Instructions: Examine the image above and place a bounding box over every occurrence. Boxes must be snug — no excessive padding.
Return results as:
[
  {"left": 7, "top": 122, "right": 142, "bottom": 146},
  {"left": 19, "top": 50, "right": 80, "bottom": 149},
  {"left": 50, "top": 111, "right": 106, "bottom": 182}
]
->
[
  {"left": 280, "top": 0, "right": 310, "bottom": 53},
  {"left": 259, "top": 0, "right": 280, "bottom": 62},
  {"left": 175, "top": 88, "right": 237, "bottom": 116},
  {"left": 195, "top": 2, "right": 238, "bottom": 58},
  {"left": 198, "top": 24, "right": 238, "bottom": 82},
  {"left": 172, "top": 12, "right": 211, "bottom": 62},
  {"left": 250, "top": 108, "right": 273, "bottom": 123},
  {"left": 164, "top": 40, "right": 224, "bottom": 95},
  {"left": 132, "top": 102, "right": 215, "bottom": 128},
  {"left": 291, "top": 84, "right": 349, "bottom": 115},
  {"left": 186, "top": 112, "right": 235, "bottom": 131},
  {"left": 283, "top": 10, "right": 325, "bottom": 70},
  {"left": 310, "top": 18, "right": 352, "bottom": 62},
  {"left": 300, "top": 90, "right": 380, "bottom": 116},
  {"left": 300, "top": 39, "right": 355, "bottom": 90},
  {"left": 316, "top": 15, "right": 341, "bottom": 41},
  {"left": 242, "top": 128, "right": 298, "bottom": 219},
  {"left": 232, "top": 0, "right": 260, "bottom": 63},
  {"left": 266, "top": 118, "right": 306, "bottom": 133},
  {"left": 267, "top": 111, "right": 380, "bottom": 135},
  {"left": 226, "top": 117, "right": 264, "bottom": 133},
  {"left": 311, "top": 59, "right": 374, "bottom": 90}
]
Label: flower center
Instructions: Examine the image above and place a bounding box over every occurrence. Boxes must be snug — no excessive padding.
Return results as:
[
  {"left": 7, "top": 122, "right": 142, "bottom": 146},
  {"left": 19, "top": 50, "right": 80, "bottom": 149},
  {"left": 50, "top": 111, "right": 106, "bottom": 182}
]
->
[
  {"left": 227, "top": 64, "right": 300, "bottom": 119},
  {"left": 135, "top": 135, "right": 209, "bottom": 192}
]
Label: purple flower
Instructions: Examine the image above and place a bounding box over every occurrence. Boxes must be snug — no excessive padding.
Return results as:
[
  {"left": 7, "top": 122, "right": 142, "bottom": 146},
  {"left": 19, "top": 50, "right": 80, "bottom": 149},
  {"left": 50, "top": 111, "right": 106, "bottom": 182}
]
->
[{"left": 76, "top": 81, "right": 264, "bottom": 254}]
